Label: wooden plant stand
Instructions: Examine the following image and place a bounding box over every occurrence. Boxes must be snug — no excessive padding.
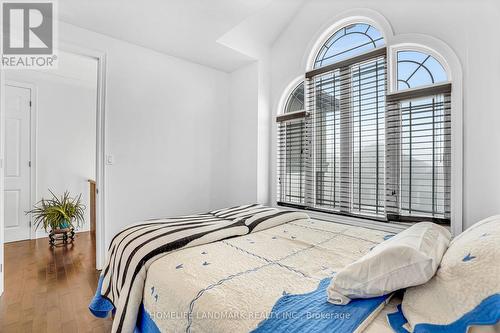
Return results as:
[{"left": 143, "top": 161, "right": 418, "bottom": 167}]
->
[{"left": 49, "top": 227, "right": 75, "bottom": 246}]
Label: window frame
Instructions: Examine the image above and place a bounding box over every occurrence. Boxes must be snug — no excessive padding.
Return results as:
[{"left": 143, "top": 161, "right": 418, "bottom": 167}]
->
[
  {"left": 307, "top": 51, "right": 388, "bottom": 220},
  {"left": 312, "top": 22, "right": 385, "bottom": 69},
  {"left": 385, "top": 83, "right": 452, "bottom": 224},
  {"left": 387, "top": 43, "right": 452, "bottom": 94},
  {"left": 276, "top": 80, "right": 308, "bottom": 207},
  {"left": 275, "top": 11, "right": 463, "bottom": 235},
  {"left": 386, "top": 44, "right": 453, "bottom": 224}
]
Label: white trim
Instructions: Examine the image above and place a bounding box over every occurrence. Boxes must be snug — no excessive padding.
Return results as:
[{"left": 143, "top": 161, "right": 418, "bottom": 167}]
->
[
  {"left": 271, "top": 75, "right": 303, "bottom": 210},
  {"left": 95, "top": 52, "right": 107, "bottom": 270},
  {"left": 277, "top": 76, "right": 304, "bottom": 116},
  {"left": 4, "top": 80, "right": 37, "bottom": 240},
  {"left": 274, "top": 9, "right": 464, "bottom": 236},
  {"left": 388, "top": 42, "right": 453, "bottom": 94},
  {"left": 303, "top": 8, "right": 394, "bottom": 71},
  {"left": 388, "top": 34, "right": 464, "bottom": 235},
  {"left": 0, "top": 70, "right": 3, "bottom": 296},
  {"left": 55, "top": 42, "right": 108, "bottom": 270}
]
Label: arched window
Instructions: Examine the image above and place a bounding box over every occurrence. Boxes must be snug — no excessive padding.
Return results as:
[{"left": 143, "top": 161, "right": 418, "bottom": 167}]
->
[
  {"left": 277, "top": 82, "right": 306, "bottom": 205},
  {"left": 314, "top": 23, "right": 385, "bottom": 68},
  {"left": 397, "top": 51, "right": 447, "bottom": 90},
  {"left": 284, "top": 82, "right": 304, "bottom": 113},
  {"left": 277, "top": 17, "right": 453, "bottom": 226},
  {"left": 309, "top": 23, "right": 387, "bottom": 217},
  {"left": 387, "top": 49, "right": 451, "bottom": 222}
]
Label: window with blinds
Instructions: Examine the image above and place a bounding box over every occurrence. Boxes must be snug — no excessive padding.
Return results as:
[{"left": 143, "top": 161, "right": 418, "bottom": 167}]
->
[
  {"left": 386, "top": 91, "right": 451, "bottom": 222},
  {"left": 276, "top": 24, "right": 452, "bottom": 225},
  {"left": 386, "top": 50, "right": 451, "bottom": 223},
  {"left": 307, "top": 51, "right": 386, "bottom": 218},
  {"left": 277, "top": 83, "right": 309, "bottom": 206}
]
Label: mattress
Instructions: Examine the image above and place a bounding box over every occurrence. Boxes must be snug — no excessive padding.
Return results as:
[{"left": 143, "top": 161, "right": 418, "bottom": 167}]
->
[
  {"left": 139, "top": 218, "right": 397, "bottom": 332},
  {"left": 91, "top": 205, "right": 311, "bottom": 332}
]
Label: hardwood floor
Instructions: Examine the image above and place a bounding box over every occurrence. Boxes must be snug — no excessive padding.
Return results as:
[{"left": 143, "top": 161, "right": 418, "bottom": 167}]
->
[{"left": 0, "top": 232, "right": 112, "bottom": 332}]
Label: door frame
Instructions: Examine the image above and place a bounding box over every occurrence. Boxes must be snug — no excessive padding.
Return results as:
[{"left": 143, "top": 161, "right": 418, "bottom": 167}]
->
[
  {"left": 4, "top": 80, "right": 36, "bottom": 242},
  {"left": 1, "top": 62, "right": 4, "bottom": 296},
  {"left": 0, "top": 43, "right": 108, "bottom": 295},
  {"left": 58, "top": 42, "right": 108, "bottom": 270}
]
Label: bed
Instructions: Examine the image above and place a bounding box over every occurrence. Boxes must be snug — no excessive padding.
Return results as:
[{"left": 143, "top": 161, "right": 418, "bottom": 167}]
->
[
  {"left": 90, "top": 204, "right": 406, "bottom": 332},
  {"left": 137, "top": 218, "right": 398, "bottom": 333},
  {"left": 89, "top": 205, "right": 499, "bottom": 333}
]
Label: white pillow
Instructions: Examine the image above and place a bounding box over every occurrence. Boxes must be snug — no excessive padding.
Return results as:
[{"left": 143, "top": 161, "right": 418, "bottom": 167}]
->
[
  {"left": 327, "top": 222, "right": 451, "bottom": 305},
  {"left": 397, "top": 215, "right": 500, "bottom": 332}
]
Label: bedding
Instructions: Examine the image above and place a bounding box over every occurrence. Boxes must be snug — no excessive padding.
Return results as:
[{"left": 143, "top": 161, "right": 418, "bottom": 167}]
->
[
  {"left": 89, "top": 204, "right": 309, "bottom": 333},
  {"left": 136, "top": 218, "right": 396, "bottom": 332},
  {"left": 135, "top": 290, "right": 404, "bottom": 333},
  {"left": 389, "top": 215, "right": 500, "bottom": 333},
  {"left": 327, "top": 222, "right": 451, "bottom": 305}
]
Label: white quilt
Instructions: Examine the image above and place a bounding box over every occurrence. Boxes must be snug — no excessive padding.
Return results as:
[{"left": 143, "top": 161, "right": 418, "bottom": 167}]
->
[
  {"left": 141, "top": 219, "right": 396, "bottom": 333},
  {"left": 93, "top": 204, "right": 309, "bottom": 332}
]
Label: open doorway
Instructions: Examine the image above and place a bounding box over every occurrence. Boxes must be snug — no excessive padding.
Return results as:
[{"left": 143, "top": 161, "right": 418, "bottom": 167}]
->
[{"left": 3, "top": 50, "right": 99, "bottom": 256}]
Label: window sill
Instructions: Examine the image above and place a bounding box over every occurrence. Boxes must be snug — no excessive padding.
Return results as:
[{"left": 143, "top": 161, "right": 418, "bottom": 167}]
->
[{"left": 273, "top": 203, "right": 410, "bottom": 234}]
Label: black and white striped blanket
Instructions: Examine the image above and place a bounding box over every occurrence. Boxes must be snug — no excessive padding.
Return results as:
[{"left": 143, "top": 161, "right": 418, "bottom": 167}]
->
[{"left": 93, "top": 204, "right": 309, "bottom": 333}]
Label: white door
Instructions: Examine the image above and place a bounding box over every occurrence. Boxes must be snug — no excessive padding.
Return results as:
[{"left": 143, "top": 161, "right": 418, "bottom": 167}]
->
[{"left": 4, "top": 84, "right": 32, "bottom": 243}]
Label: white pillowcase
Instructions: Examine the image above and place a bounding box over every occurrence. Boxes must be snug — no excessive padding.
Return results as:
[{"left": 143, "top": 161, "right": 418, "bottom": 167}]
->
[
  {"left": 399, "top": 215, "right": 500, "bottom": 332},
  {"left": 327, "top": 222, "right": 451, "bottom": 305}
]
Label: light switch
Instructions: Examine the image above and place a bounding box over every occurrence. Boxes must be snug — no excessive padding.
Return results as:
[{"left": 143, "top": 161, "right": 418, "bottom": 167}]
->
[{"left": 106, "top": 155, "right": 114, "bottom": 165}]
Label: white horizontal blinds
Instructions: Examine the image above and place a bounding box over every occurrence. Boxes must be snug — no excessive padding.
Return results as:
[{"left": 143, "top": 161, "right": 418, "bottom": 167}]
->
[
  {"left": 351, "top": 58, "right": 386, "bottom": 216},
  {"left": 277, "top": 26, "right": 453, "bottom": 225},
  {"left": 277, "top": 119, "right": 309, "bottom": 205},
  {"left": 306, "top": 53, "right": 386, "bottom": 218},
  {"left": 309, "top": 70, "right": 342, "bottom": 211},
  {"left": 386, "top": 88, "right": 451, "bottom": 222},
  {"left": 277, "top": 83, "right": 309, "bottom": 206}
]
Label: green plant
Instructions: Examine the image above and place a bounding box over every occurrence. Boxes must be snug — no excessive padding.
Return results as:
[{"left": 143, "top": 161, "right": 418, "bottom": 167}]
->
[{"left": 26, "top": 190, "right": 86, "bottom": 232}]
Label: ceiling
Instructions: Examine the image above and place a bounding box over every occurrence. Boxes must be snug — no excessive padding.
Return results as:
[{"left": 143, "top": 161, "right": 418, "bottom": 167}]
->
[{"left": 59, "top": 0, "right": 304, "bottom": 72}]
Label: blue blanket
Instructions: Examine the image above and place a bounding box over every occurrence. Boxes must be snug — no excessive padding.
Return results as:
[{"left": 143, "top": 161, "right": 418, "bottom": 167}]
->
[
  {"left": 252, "top": 278, "right": 390, "bottom": 333},
  {"left": 89, "top": 275, "right": 114, "bottom": 318},
  {"left": 133, "top": 278, "right": 390, "bottom": 333},
  {"left": 388, "top": 295, "right": 500, "bottom": 333}
]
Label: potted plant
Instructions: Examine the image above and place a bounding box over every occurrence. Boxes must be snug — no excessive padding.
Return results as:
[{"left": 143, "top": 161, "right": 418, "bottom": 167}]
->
[{"left": 27, "top": 190, "right": 86, "bottom": 245}]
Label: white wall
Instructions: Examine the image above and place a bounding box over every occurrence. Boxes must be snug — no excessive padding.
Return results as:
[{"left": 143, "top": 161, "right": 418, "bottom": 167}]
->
[
  {"left": 257, "top": 56, "right": 272, "bottom": 205},
  {"left": 226, "top": 60, "right": 271, "bottom": 208},
  {"left": 54, "top": 22, "right": 234, "bottom": 247},
  {"left": 269, "top": 0, "right": 500, "bottom": 229},
  {"left": 227, "top": 62, "right": 259, "bottom": 205},
  {"left": 2, "top": 0, "right": 495, "bottom": 254},
  {"left": 5, "top": 51, "right": 97, "bottom": 236}
]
